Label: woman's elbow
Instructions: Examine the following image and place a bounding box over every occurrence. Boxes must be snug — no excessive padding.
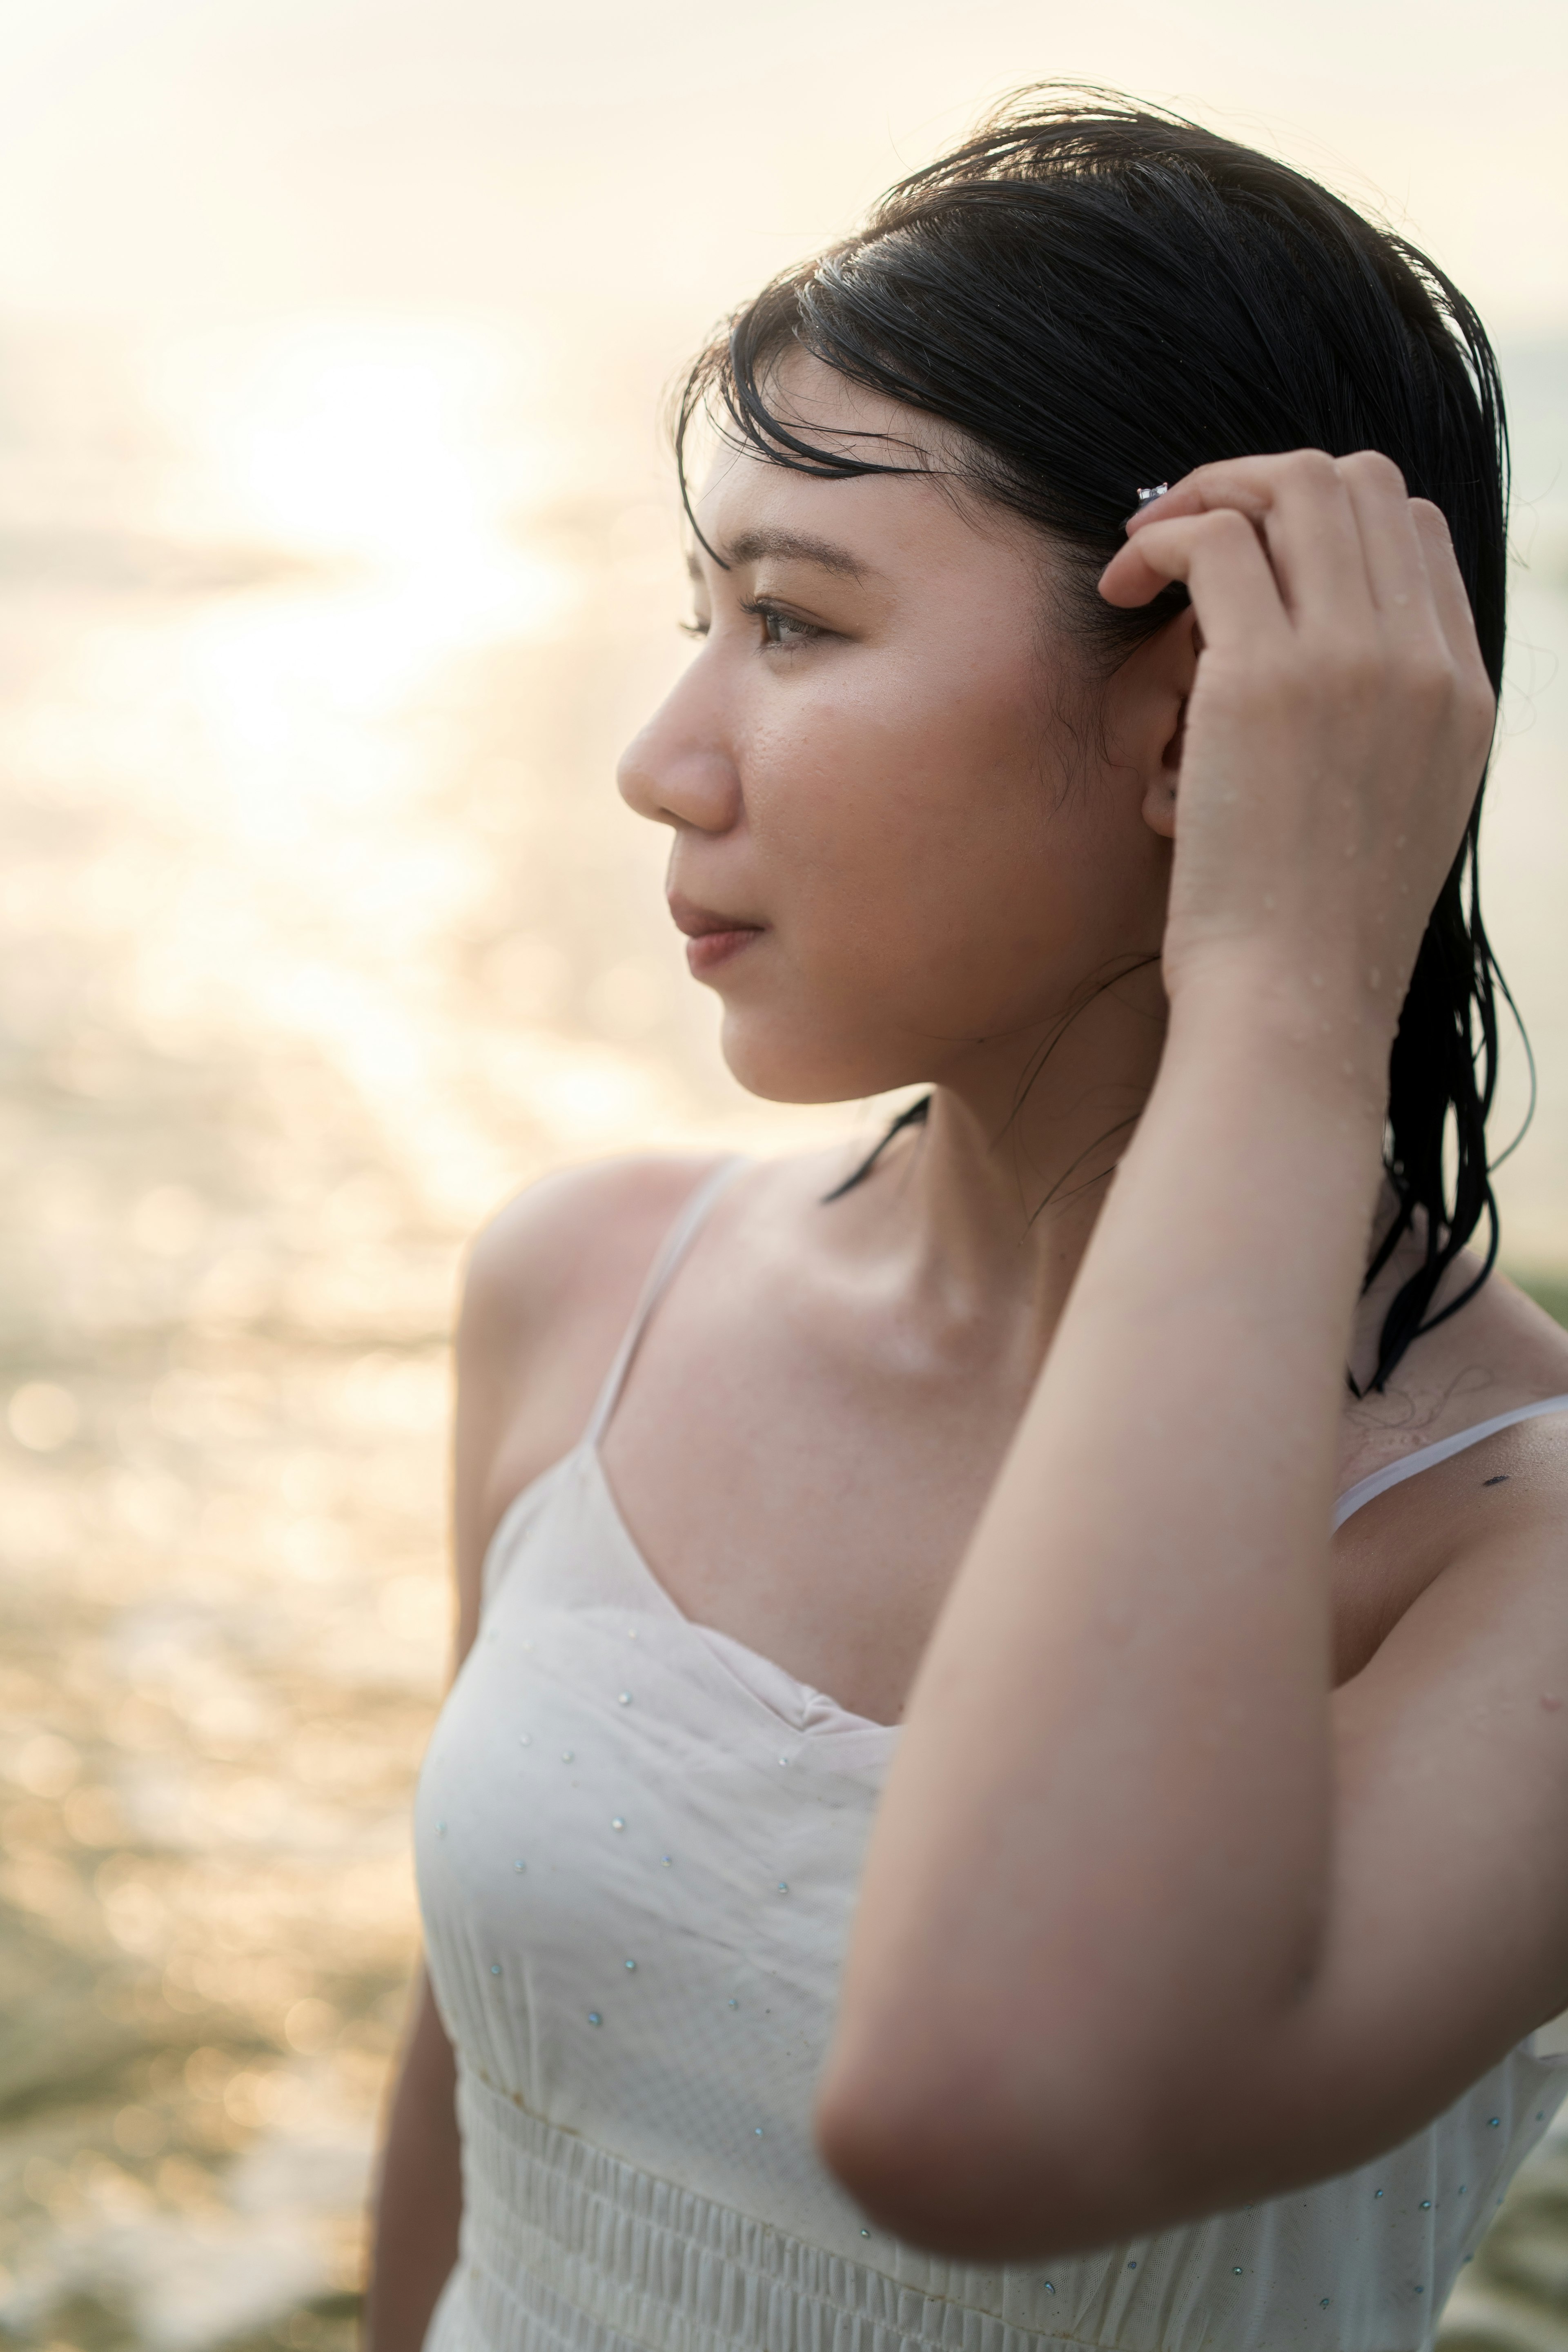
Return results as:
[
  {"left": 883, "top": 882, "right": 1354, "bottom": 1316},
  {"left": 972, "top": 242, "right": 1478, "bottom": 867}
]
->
[{"left": 812, "top": 2031, "right": 1150, "bottom": 2262}]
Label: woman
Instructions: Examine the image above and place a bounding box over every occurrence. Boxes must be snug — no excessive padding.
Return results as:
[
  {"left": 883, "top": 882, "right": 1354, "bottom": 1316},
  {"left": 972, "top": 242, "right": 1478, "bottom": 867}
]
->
[{"left": 369, "top": 90, "right": 1568, "bottom": 2351}]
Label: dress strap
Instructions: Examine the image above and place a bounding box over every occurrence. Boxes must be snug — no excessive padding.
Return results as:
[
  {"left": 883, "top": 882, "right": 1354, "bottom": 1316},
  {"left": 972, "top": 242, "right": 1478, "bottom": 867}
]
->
[
  {"left": 582, "top": 1156, "right": 751, "bottom": 1450},
  {"left": 1333, "top": 1392, "right": 1568, "bottom": 1530}
]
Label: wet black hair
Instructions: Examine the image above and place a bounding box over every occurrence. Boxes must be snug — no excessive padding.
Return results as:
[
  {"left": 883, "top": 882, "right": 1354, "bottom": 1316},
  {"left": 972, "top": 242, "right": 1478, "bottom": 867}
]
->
[{"left": 675, "top": 85, "right": 1522, "bottom": 1391}]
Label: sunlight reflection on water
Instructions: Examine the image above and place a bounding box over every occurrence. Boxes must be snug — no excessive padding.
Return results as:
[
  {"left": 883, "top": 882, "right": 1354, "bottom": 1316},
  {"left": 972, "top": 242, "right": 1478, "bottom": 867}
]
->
[
  {"left": 0, "top": 312, "right": 1563, "bottom": 2349},
  {"left": 0, "top": 311, "right": 859, "bottom": 2349}
]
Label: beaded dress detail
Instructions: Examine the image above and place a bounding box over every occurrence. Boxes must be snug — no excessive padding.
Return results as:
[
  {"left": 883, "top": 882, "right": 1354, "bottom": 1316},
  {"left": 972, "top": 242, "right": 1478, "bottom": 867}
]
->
[{"left": 416, "top": 1160, "right": 1568, "bottom": 2352}]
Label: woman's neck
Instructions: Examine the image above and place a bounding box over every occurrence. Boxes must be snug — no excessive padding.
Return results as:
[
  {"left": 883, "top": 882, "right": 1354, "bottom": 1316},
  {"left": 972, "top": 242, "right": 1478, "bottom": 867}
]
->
[
  {"left": 846, "top": 984, "right": 1420, "bottom": 1394},
  {"left": 855, "top": 961, "right": 1172, "bottom": 1360}
]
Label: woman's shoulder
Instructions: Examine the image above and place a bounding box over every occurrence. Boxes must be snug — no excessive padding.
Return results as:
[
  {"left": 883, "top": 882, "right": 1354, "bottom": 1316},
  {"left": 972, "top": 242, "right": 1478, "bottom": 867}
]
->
[
  {"left": 452, "top": 1144, "right": 854, "bottom": 1566},
  {"left": 463, "top": 1151, "right": 728, "bottom": 1332},
  {"left": 1341, "top": 1246, "right": 1568, "bottom": 1484},
  {"left": 1330, "top": 1258, "right": 1568, "bottom": 1669},
  {"left": 450, "top": 1153, "right": 741, "bottom": 1635},
  {"left": 461, "top": 1140, "right": 855, "bottom": 1353},
  {"left": 459, "top": 1151, "right": 737, "bottom": 1437}
]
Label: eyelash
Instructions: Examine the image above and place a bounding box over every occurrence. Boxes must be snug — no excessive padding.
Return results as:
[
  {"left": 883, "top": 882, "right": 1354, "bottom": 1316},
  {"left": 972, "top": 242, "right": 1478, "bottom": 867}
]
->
[
  {"left": 742, "top": 598, "right": 820, "bottom": 648},
  {"left": 678, "top": 600, "right": 823, "bottom": 648}
]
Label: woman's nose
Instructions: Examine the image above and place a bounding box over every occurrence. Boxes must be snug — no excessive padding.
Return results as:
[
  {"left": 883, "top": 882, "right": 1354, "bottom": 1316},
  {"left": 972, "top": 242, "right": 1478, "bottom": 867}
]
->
[{"left": 617, "top": 684, "right": 741, "bottom": 835}]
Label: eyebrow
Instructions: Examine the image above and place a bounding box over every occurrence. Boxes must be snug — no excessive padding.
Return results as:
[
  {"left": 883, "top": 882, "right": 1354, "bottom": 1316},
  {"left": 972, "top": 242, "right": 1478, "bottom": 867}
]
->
[{"left": 713, "top": 527, "right": 872, "bottom": 581}]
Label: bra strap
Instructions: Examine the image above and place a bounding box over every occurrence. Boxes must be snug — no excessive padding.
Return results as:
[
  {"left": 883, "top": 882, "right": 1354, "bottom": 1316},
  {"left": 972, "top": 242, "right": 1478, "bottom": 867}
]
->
[{"left": 582, "top": 1156, "right": 750, "bottom": 1450}]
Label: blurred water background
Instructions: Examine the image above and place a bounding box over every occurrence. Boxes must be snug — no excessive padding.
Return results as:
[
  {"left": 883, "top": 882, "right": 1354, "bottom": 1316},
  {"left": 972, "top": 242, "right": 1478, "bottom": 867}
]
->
[{"left": 0, "top": 5, "right": 1566, "bottom": 2347}]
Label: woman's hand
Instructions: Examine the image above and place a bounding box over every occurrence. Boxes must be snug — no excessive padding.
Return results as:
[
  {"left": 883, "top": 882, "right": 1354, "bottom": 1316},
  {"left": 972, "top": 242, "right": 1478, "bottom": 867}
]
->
[{"left": 1098, "top": 451, "right": 1496, "bottom": 1058}]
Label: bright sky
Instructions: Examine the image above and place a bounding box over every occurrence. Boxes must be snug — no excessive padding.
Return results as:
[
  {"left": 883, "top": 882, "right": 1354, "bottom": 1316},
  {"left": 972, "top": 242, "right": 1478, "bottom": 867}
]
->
[{"left": 2, "top": 0, "right": 1565, "bottom": 343}]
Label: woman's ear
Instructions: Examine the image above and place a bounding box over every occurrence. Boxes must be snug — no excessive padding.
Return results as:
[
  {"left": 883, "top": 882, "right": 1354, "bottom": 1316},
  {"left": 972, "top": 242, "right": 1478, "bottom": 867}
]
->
[
  {"left": 1138, "top": 610, "right": 1197, "bottom": 842},
  {"left": 1141, "top": 708, "right": 1183, "bottom": 840}
]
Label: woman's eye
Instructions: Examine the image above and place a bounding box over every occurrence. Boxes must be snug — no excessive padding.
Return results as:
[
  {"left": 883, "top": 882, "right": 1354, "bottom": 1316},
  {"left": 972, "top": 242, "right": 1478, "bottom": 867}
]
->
[{"left": 743, "top": 599, "right": 819, "bottom": 649}]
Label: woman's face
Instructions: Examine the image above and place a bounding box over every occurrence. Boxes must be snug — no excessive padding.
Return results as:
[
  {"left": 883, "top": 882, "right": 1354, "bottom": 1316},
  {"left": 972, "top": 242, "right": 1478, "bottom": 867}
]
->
[{"left": 617, "top": 358, "right": 1186, "bottom": 1107}]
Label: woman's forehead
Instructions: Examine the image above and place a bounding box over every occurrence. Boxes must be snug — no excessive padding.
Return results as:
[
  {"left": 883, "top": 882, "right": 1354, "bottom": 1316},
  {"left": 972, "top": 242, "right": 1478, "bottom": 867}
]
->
[{"left": 688, "top": 453, "right": 1020, "bottom": 592}]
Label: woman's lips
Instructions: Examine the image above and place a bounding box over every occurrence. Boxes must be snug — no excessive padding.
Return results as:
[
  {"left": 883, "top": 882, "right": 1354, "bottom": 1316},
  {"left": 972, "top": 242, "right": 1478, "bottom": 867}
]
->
[
  {"left": 684, "top": 926, "right": 762, "bottom": 977},
  {"left": 668, "top": 894, "right": 765, "bottom": 978}
]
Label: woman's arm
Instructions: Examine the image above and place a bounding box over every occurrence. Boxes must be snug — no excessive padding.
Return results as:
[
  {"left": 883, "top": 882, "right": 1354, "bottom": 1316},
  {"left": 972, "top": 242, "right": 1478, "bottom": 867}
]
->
[
  {"left": 364, "top": 1969, "right": 463, "bottom": 2351},
  {"left": 362, "top": 1205, "right": 532, "bottom": 2348},
  {"left": 363, "top": 1156, "right": 726, "bottom": 2344},
  {"left": 816, "top": 452, "right": 1568, "bottom": 2254}
]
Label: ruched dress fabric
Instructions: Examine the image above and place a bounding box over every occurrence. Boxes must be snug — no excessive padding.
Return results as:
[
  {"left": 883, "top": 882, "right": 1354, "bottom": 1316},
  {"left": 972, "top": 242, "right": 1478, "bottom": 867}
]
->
[{"left": 416, "top": 1163, "right": 1568, "bottom": 2352}]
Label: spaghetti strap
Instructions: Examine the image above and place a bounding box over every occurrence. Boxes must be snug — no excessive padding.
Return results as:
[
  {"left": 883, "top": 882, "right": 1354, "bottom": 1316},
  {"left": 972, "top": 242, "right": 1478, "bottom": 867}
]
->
[
  {"left": 582, "top": 1156, "right": 750, "bottom": 1450},
  {"left": 1333, "top": 1391, "right": 1568, "bottom": 1530}
]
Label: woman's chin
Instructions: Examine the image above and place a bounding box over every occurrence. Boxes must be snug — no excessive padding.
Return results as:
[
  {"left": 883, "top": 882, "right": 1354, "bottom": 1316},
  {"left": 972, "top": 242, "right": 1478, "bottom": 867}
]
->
[{"left": 718, "top": 1014, "right": 916, "bottom": 1109}]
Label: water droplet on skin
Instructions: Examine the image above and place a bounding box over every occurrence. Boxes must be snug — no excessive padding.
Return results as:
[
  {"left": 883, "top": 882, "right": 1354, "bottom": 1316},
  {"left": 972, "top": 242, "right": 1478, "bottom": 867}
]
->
[
  {"left": 618, "top": 1692, "right": 632, "bottom": 1705},
  {"left": 514, "top": 1860, "right": 526, "bottom": 1873},
  {"left": 662, "top": 1855, "right": 673, "bottom": 1867},
  {"left": 1375, "top": 2189, "right": 1383, "bottom": 2198},
  {"left": 611, "top": 1817, "right": 626, "bottom": 1831},
  {"left": 755, "top": 2127, "right": 764, "bottom": 2136},
  {"left": 777, "top": 1882, "right": 788, "bottom": 1894},
  {"left": 491, "top": 1964, "right": 501, "bottom": 1976},
  {"left": 861, "top": 2227, "right": 871, "bottom": 2238},
  {"left": 519, "top": 1735, "right": 531, "bottom": 1746},
  {"left": 624, "top": 1958, "right": 636, "bottom": 1971},
  {"left": 587, "top": 2012, "right": 602, "bottom": 2026},
  {"left": 437, "top": 1822, "right": 446, "bottom": 1834},
  {"left": 1488, "top": 2117, "right": 1500, "bottom": 2128},
  {"left": 561, "top": 1751, "right": 574, "bottom": 1763},
  {"left": 1127, "top": 2260, "right": 1137, "bottom": 2271},
  {"left": 1231, "top": 2267, "right": 1242, "bottom": 2276},
  {"left": 727, "top": 1998, "right": 738, "bottom": 2009},
  {"left": 1320, "top": 2297, "right": 1330, "bottom": 2308},
  {"left": 1420, "top": 2200, "right": 1431, "bottom": 2209}
]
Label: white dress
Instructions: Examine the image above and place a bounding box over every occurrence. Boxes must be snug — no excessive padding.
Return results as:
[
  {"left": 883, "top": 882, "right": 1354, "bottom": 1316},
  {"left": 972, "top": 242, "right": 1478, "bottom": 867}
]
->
[{"left": 416, "top": 1162, "right": 1568, "bottom": 2351}]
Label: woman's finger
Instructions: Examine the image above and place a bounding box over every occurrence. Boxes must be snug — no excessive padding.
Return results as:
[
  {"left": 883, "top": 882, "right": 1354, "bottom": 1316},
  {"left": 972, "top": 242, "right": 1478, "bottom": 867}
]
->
[
  {"left": 1099, "top": 502, "right": 1290, "bottom": 652},
  {"left": 1124, "top": 452, "right": 1372, "bottom": 628},
  {"left": 1123, "top": 469, "right": 1265, "bottom": 534},
  {"left": 1334, "top": 453, "right": 1442, "bottom": 640},
  {"left": 1407, "top": 499, "right": 1491, "bottom": 684}
]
